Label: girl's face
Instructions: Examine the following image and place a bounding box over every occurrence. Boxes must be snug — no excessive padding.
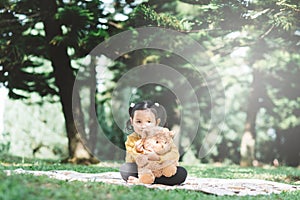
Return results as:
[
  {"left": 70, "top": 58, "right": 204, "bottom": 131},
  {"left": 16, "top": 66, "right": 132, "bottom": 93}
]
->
[{"left": 130, "top": 109, "right": 160, "bottom": 135}]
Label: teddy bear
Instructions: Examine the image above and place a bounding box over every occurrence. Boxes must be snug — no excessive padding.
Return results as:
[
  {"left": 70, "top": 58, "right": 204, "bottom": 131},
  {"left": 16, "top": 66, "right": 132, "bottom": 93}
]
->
[
  {"left": 139, "top": 126, "right": 168, "bottom": 143},
  {"left": 135, "top": 127, "right": 178, "bottom": 184}
]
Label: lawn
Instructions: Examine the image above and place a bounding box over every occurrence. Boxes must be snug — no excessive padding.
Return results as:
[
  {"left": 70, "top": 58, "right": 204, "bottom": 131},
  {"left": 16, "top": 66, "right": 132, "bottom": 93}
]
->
[{"left": 1, "top": 155, "right": 300, "bottom": 200}]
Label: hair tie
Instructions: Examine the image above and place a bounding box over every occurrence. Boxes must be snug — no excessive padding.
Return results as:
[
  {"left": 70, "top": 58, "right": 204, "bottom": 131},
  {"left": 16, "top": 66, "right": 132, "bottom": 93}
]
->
[
  {"left": 154, "top": 102, "right": 159, "bottom": 107},
  {"left": 130, "top": 103, "right": 135, "bottom": 108}
]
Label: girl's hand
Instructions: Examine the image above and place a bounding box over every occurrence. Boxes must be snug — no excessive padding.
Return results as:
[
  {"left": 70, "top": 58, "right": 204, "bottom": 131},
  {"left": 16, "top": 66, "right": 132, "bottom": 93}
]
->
[{"left": 135, "top": 139, "right": 144, "bottom": 153}]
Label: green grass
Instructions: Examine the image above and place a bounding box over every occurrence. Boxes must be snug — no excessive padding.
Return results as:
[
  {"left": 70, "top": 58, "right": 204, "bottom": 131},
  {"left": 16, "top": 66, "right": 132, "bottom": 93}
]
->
[
  {"left": 1, "top": 155, "right": 300, "bottom": 200},
  {"left": 186, "top": 164, "right": 300, "bottom": 184}
]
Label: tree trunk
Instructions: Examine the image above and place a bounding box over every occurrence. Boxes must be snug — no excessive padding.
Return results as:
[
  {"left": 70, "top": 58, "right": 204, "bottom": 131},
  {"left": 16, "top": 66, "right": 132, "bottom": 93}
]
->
[
  {"left": 42, "top": 0, "right": 99, "bottom": 164},
  {"left": 240, "top": 69, "right": 261, "bottom": 167},
  {"left": 88, "top": 56, "right": 98, "bottom": 153}
]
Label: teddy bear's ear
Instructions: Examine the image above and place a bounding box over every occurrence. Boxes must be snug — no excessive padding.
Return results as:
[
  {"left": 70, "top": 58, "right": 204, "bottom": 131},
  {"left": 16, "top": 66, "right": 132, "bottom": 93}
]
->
[{"left": 168, "top": 130, "right": 175, "bottom": 138}]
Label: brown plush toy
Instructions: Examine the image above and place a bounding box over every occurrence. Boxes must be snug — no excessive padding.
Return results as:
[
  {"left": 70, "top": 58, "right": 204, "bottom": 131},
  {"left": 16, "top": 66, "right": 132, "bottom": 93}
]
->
[
  {"left": 135, "top": 127, "right": 178, "bottom": 184},
  {"left": 140, "top": 126, "right": 168, "bottom": 141}
]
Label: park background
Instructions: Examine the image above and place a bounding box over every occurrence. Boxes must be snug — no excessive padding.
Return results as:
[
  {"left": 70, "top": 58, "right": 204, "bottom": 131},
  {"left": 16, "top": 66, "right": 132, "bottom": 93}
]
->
[{"left": 0, "top": 0, "right": 299, "bottom": 169}]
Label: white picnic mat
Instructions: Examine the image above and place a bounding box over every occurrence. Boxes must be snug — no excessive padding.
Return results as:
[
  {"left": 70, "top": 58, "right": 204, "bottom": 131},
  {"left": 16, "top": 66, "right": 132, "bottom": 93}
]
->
[{"left": 4, "top": 169, "right": 300, "bottom": 196}]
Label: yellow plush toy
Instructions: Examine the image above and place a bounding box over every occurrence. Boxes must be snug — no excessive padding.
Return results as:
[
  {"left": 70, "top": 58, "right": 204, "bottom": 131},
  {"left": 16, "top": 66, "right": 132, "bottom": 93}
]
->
[{"left": 135, "top": 127, "right": 178, "bottom": 184}]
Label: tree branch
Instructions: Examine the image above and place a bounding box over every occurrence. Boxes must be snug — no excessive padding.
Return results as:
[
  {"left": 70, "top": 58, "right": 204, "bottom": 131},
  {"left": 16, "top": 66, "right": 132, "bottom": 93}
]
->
[
  {"left": 0, "top": 12, "right": 41, "bottom": 25},
  {"left": 259, "top": 24, "right": 275, "bottom": 39}
]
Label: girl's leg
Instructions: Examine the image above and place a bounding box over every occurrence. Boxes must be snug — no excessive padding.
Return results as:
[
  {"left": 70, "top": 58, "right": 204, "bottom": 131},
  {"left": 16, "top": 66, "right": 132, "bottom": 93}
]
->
[
  {"left": 154, "top": 166, "right": 188, "bottom": 186},
  {"left": 119, "top": 162, "right": 138, "bottom": 181}
]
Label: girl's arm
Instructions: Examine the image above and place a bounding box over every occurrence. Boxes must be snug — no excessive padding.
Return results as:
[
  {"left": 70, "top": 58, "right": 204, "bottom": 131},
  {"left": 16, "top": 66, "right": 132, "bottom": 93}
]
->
[{"left": 125, "top": 134, "right": 142, "bottom": 162}]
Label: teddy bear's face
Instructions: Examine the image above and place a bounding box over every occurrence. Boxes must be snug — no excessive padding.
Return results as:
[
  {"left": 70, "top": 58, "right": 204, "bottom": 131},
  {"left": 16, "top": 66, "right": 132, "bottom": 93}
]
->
[
  {"left": 141, "top": 126, "right": 165, "bottom": 139},
  {"left": 143, "top": 133, "right": 173, "bottom": 155}
]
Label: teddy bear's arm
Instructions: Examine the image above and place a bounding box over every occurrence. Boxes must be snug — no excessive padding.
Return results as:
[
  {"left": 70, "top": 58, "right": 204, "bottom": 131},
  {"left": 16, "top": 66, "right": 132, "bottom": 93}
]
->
[
  {"left": 159, "top": 143, "right": 180, "bottom": 164},
  {"left": 136, "top": 154, "right": 149, "bottom": 167}
]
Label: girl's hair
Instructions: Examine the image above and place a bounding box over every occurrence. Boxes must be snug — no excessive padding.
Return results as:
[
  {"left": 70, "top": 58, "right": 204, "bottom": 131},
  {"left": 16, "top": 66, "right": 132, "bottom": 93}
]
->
[{"left": 126, "top": 100, "right": 167, "bottom": 133}]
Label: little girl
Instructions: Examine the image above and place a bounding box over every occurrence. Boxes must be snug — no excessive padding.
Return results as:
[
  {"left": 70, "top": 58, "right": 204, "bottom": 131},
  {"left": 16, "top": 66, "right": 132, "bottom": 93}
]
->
[{"left": 119, "top": 100, "right": 187, "bottom": 186}]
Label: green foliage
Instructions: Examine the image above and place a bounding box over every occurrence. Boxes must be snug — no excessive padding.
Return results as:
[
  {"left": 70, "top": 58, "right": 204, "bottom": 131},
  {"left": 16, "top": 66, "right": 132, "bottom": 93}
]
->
[
  {"left": 132, "top": 4, "right": 193, "bottom": 30},
  {"left": 125, "top": 0, "right": 300, "bottom": 165},
  {"left": 0, "top": 0, "right": 112, "bottom": 98},
  {"left": 0, "top": 0, "right": 139, "bottom": 162},
  {"left": 1, "top": 0, "right": 300, "bottom": 166},
  {"left": 0, "top": 132, "right": 10, "bottom": 153},
  {"left": 90, "top": 0, "right": 300, "bottom": 165},
  {"left": 2, "top": 97, "right": 67, "bottom": 159}
]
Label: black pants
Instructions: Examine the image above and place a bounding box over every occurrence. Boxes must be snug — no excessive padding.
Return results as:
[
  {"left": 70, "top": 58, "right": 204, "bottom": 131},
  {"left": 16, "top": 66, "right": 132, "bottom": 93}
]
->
[{"left": 119, "top": 162, "right": 187, "bottom": 186}]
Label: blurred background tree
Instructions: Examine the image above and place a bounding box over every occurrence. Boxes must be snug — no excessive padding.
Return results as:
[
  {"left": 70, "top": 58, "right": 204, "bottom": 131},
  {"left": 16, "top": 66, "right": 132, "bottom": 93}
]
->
[
  {"left": 0, "top": 0, "right": 299, "bottom": 166},
  {"left": 0, "top": 0, "right": 135, "bottom": 164}
]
